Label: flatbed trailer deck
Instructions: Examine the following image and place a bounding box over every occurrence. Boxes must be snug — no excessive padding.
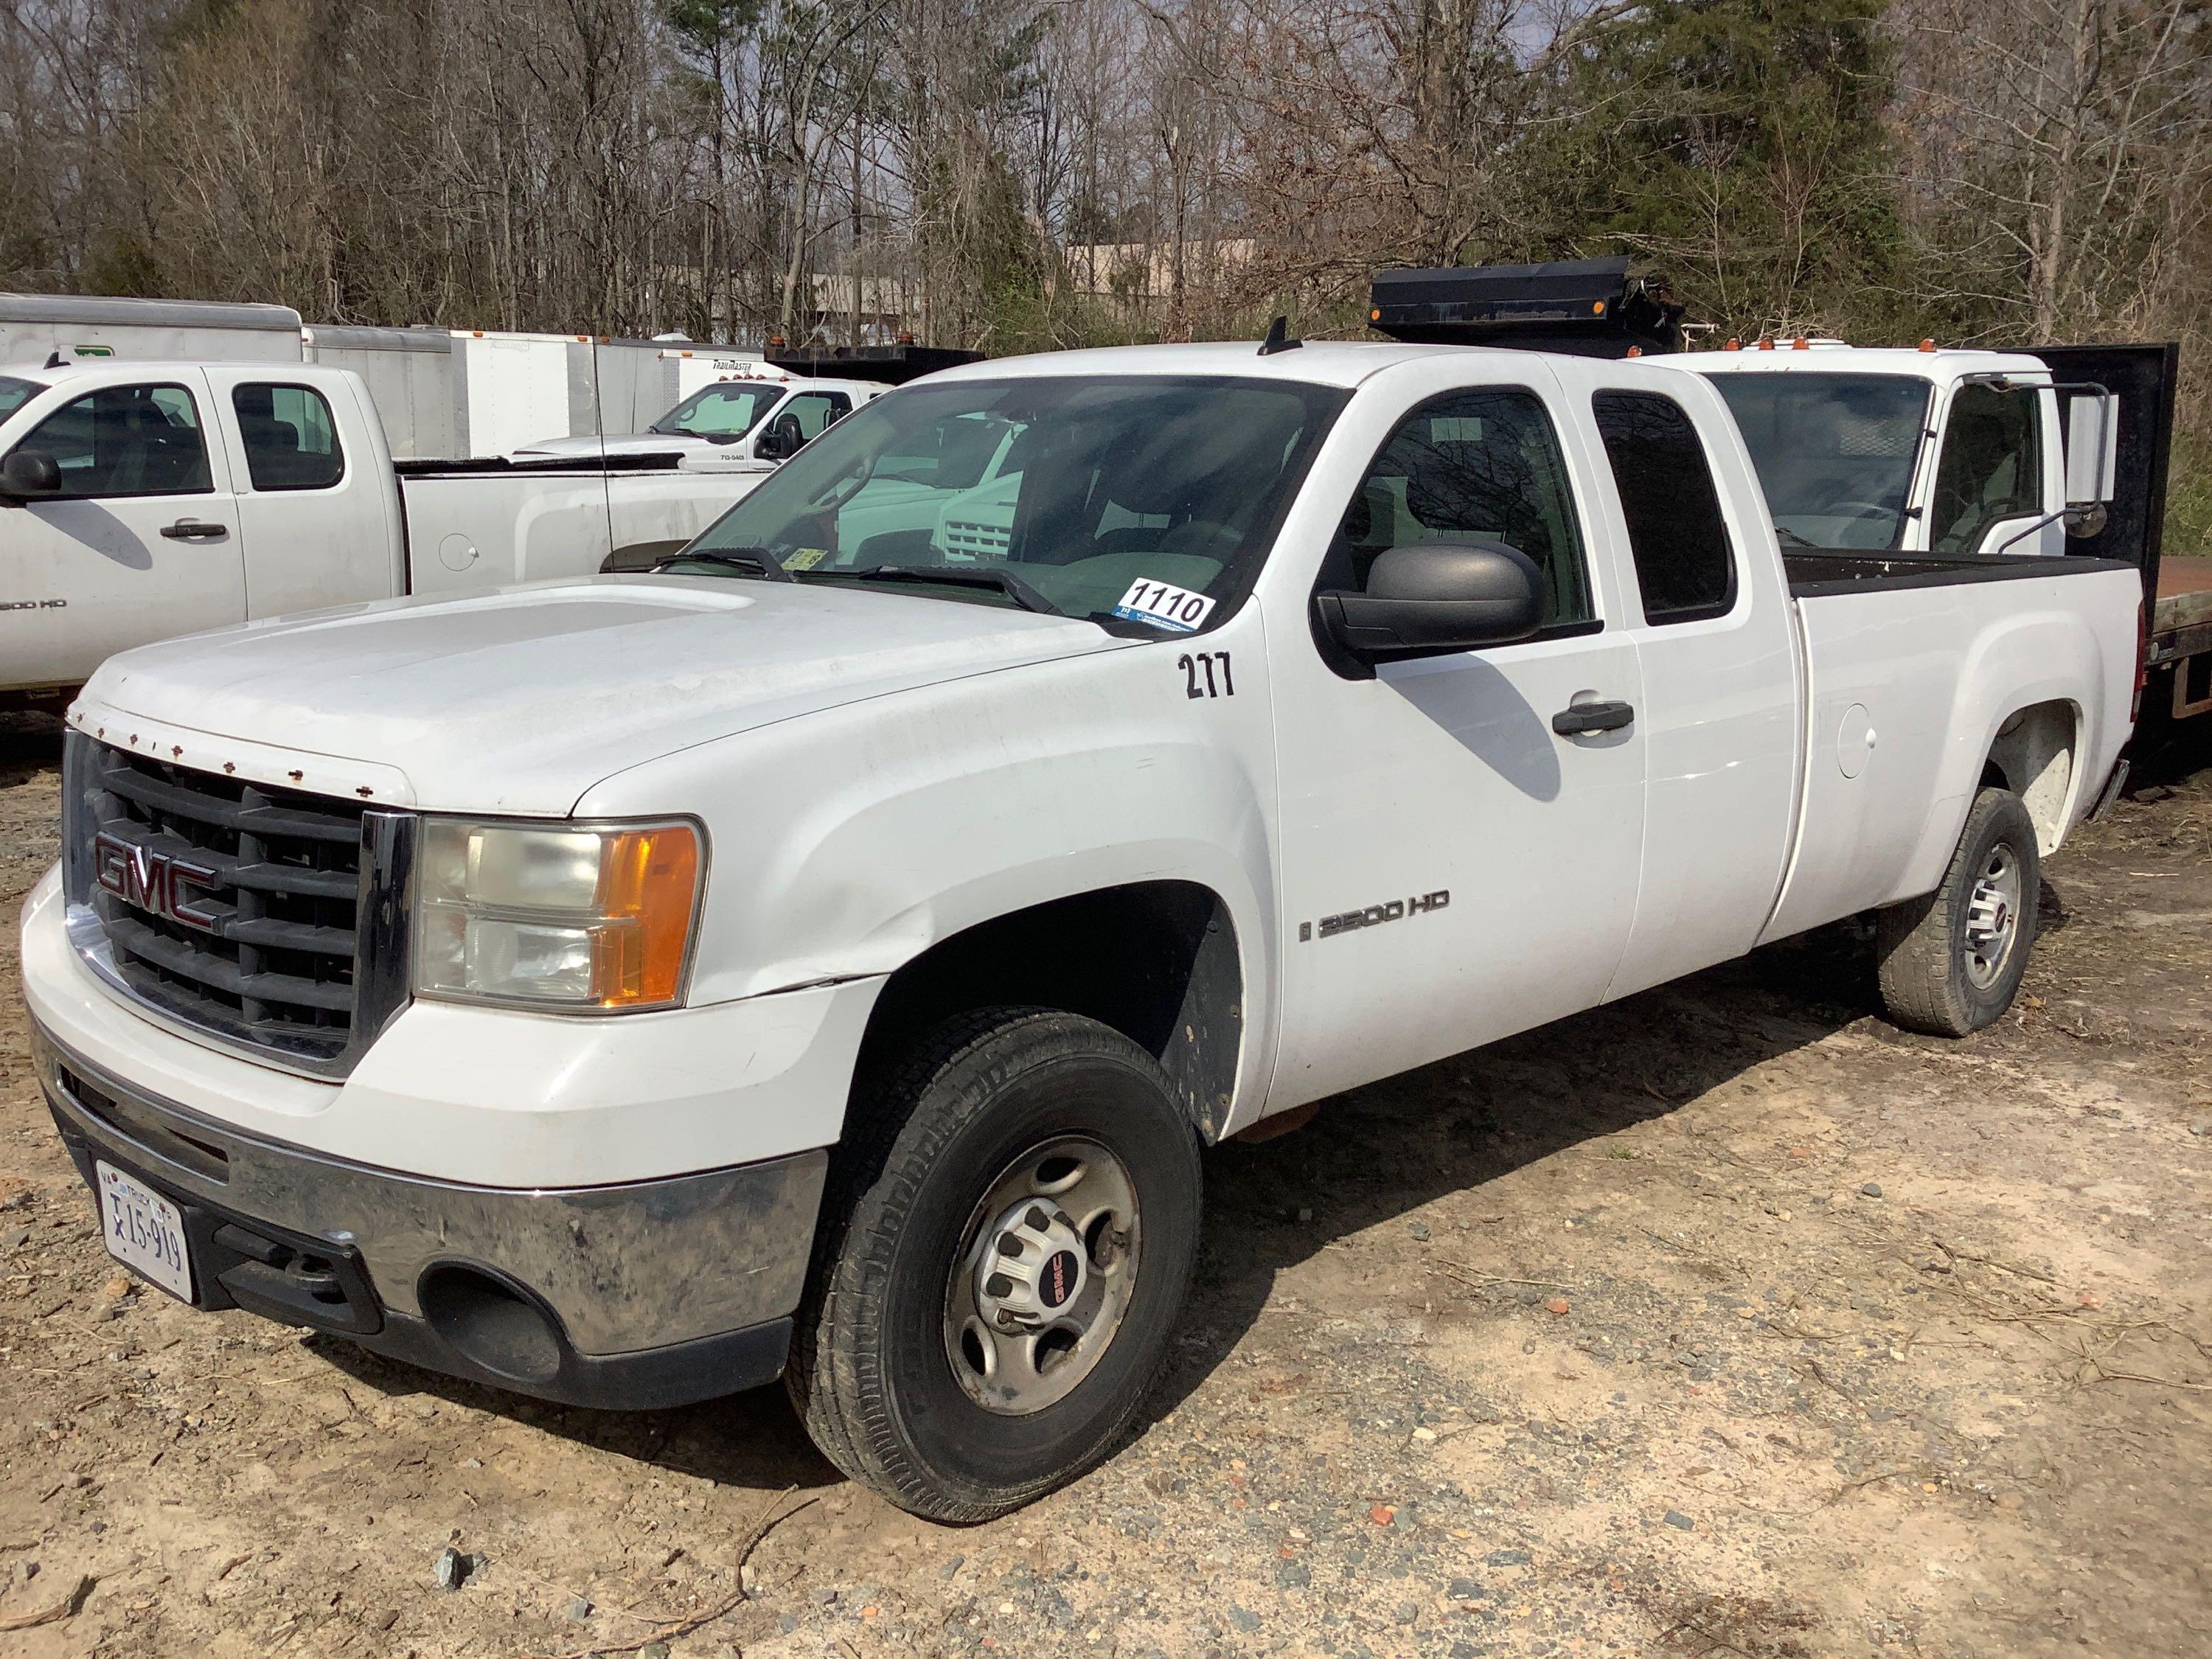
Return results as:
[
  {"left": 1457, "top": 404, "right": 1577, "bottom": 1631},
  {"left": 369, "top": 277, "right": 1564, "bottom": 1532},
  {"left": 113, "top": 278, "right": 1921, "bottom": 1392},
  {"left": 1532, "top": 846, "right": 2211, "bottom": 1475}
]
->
[{"left": 2153, "top": 556, "right": 2212, "bottom": 719}]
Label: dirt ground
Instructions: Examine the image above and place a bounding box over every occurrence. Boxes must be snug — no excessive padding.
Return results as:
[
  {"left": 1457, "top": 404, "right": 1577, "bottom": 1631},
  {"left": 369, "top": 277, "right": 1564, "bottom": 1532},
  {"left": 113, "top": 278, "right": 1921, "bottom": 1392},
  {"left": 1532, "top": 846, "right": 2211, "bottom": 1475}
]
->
[{"left": 1, "top": 710, "right": 2208, "bottom": 1659}]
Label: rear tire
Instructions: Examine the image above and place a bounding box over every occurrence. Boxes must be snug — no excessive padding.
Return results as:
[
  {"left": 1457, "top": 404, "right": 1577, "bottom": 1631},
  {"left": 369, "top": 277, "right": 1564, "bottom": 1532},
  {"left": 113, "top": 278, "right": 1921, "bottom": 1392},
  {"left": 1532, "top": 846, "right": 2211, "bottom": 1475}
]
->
[
  {"left": 786, "top": 1009, "right": 1202, "bottom": 1522},
  {"left": 1876, "top": 787, "right": 2040, "bottom": 1037}
]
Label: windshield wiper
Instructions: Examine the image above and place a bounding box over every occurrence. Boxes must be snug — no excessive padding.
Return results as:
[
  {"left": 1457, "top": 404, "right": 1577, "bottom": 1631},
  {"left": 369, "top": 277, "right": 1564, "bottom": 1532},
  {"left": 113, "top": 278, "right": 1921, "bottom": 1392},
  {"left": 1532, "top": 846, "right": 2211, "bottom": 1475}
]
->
[
  {"left": 1773, "top": 524, "right": 1820, "bottom": 548},
  {"left": 821, "top": 564, "right": 1058, "bottom": 615},
  {"left": 653, "top": 546, "right": 793, "bottom": 582}
]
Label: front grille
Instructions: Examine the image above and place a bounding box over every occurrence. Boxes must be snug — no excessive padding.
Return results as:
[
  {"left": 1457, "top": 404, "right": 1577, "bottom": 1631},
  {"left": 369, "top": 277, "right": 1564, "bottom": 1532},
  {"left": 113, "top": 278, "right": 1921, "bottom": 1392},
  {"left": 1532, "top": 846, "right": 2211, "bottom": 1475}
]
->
[
  {"left": 942, "top": 517, "right": 1012, "bottom": 558},
  {"left": 62, "top": 734, "right": 414, "bottom": 1077}
]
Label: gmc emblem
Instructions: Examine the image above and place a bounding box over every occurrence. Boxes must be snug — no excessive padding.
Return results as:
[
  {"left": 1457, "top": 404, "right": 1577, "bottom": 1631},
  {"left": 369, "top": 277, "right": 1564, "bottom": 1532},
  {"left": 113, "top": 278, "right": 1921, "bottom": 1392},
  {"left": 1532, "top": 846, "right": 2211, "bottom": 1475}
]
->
[{"left": 91, "top": 831, "right": 220, "bottom": 933}]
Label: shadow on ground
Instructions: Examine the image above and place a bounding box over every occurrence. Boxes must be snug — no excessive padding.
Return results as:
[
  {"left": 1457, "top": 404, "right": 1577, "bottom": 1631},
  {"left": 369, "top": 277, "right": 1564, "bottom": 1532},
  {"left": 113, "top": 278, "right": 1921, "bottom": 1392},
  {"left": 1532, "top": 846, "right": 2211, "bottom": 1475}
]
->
[{"left": 314, "top": 917, "right": 1885, "bottom": 1508}]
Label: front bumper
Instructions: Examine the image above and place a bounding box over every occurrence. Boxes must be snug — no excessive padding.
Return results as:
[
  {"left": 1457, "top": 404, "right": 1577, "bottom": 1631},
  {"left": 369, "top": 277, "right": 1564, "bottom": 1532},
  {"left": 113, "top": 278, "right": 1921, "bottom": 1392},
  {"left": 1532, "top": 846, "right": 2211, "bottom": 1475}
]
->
[{"left": 34, "top": 1023, "right": 827, "bottom": 1409}]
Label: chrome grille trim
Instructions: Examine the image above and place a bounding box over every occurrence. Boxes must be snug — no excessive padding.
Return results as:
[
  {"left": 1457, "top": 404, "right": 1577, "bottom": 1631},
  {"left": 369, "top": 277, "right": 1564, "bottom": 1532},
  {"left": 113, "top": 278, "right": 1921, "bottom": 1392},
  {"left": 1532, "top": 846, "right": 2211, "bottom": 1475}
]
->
[{"left": 61, "top": 732, "right": 414, "bottom": 1079}]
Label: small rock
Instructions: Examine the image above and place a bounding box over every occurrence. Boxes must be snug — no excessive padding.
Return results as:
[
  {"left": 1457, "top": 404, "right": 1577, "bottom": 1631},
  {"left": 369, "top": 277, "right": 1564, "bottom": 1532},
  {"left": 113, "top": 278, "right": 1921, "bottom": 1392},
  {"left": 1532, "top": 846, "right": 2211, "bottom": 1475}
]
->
[
  {"left": 1486, "top": 1548, "right": 1530, "bottom": 1568},
  {"left": 2190, "top": 1122, "right": 2210, "bottom": 1137},
  {"left": 14, "top": 1559, "right": 38, "bottom": 1587},
  {"left": 1860, "top": 1182, "right": 1885, "bottom": 1199},
  {"left": 1276, "top": 1559, "right": 1311, "bottom": 1588},
  {"left": 1228, "top": 1607, "right": 1261, "bottom": 1632},
  {"left": 1408, "top": 1221, "right": 1431, "bottom": 1242},
  {"left": 778, "top": 1612, "right": 801, "bottom": 1633},
  {"left": 1545, "top": 1297, "right": 1571, "bottom": 1317},
  {"left": 563, "top": 1593, "right": 593, "bottom": 1622},
  {"left": 1, "top": 1227, "right": 29, "bottom": 1251},
  {"left": 1448, "top": 1576, "right": 1484, "bottom": 1601},
  {"left": 1663, "top": 1510, "right": 1694, "bottom": 1531},
  {"left": 60, "top": 1471, "right": 91, "bottom": 1490},
  {"left": 1394, "top": 1601, "right": 1419, "bottom": 1624},
  {"left": 100, "top": 1273, "right": 134, "bottom": 1301},
  {"left": 433, "top": 1545, "right": 479, "bottom": 1592},
  {"left": 1369, "top": 1505, "right": 1396, "bottom": 1526},
  {"left": 1296, "top": 1207, "right": 1313, "bottom": 1222},
  {"left": 813, "top": 1585, "right": 840, "bottom": 1605},
  {"left": 639, "top": 1645, "right": 669, "bottom": 1659}
]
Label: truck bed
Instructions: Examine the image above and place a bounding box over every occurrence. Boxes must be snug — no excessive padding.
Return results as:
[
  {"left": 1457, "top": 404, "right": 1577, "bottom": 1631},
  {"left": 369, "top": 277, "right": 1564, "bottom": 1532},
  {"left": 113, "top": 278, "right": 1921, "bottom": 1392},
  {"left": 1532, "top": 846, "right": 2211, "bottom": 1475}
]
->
[{"left": 1784, "top": 549, "right": 2137, "bottom": 598}]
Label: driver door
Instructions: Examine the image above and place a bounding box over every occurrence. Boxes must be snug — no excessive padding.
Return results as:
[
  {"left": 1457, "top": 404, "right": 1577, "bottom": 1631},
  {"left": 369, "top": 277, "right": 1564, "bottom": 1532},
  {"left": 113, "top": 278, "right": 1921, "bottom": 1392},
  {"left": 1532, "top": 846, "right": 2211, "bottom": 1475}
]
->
[
  {"left": 1, "top": 372, "right": 246, "bottom": 694},
  {"left": 1265, "top": 369, "right": 1648, "bottom": 1107}
]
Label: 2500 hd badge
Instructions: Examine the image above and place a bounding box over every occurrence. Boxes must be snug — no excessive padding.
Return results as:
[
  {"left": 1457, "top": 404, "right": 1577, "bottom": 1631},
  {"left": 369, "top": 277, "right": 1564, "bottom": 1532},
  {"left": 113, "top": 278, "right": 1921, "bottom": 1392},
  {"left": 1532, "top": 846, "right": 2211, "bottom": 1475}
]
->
[{"left": 1300, "top": 889, "right": 1450, "bottom": 942}]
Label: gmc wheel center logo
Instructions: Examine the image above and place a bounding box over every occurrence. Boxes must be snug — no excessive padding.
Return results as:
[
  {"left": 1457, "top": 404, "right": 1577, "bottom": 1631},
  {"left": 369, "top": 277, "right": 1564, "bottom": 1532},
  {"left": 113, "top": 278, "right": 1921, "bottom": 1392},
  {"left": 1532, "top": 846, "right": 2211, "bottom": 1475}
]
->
[
  {"left": 1043, "top": 1250, "right": 1079, "bottom": 1307},
  {"left": 91, "top": 832, "right": 220, "bottom": 933}
]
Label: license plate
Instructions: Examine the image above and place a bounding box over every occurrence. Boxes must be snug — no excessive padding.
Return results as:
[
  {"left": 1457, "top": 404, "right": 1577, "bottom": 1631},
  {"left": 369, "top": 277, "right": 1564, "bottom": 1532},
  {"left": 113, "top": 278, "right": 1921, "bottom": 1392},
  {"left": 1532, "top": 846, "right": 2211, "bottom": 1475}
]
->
[{"left": 96, "top": 1160, "right": 193, "bottom": 1301}]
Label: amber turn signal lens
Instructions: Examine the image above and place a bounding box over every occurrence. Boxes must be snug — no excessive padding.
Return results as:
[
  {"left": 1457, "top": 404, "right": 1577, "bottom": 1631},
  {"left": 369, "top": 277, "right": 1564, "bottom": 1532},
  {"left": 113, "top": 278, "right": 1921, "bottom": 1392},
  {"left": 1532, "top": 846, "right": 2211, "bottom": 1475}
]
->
[{"left": 597, "top": 825, "right": 700, "bottom": 1007}]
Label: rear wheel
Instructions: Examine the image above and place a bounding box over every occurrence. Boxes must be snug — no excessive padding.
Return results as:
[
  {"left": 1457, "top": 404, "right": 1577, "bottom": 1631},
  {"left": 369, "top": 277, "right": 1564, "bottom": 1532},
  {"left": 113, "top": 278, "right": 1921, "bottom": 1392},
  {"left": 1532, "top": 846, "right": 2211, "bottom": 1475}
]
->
[
  {"left": 1876, "top": 787, "right": 2041, "bottom": 1036},
  {"left": 786, "top": 1009, "right": 1201, "bottom": 1522}
]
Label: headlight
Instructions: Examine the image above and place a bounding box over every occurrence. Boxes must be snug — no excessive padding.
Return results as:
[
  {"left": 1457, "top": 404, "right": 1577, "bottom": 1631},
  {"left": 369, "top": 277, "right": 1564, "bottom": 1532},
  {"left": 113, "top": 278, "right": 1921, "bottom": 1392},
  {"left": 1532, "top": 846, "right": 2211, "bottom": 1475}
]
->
[{"left": 414, "top": 819, "right": 703, "bottom": 1011}]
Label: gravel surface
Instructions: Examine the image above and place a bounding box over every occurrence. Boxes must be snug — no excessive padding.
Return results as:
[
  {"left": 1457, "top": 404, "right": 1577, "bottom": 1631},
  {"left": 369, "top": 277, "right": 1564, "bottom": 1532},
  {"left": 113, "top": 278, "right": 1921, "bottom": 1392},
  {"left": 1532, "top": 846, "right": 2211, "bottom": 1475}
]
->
[{"left": 1, "top": 709, "right": 2208, "bottom": 1658}]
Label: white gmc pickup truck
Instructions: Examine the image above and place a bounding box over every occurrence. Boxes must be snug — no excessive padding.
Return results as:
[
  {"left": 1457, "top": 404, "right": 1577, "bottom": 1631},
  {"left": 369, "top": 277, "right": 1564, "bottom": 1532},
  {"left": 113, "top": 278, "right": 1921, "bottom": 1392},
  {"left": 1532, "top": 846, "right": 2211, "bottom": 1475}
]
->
[
  {"left": 21, "top": 338, "right": 2140, "bottom": 1521},
  {"left": 0, "top": 359, "right": 778, "bottom": 709}
]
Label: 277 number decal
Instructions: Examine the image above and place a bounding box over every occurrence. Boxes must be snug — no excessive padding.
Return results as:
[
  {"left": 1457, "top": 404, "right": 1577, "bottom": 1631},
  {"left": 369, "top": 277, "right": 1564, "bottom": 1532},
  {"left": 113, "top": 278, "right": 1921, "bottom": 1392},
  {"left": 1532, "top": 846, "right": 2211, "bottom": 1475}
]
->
[{"left": 1178, "top": 651, "right": 1234, "bottom": 699}]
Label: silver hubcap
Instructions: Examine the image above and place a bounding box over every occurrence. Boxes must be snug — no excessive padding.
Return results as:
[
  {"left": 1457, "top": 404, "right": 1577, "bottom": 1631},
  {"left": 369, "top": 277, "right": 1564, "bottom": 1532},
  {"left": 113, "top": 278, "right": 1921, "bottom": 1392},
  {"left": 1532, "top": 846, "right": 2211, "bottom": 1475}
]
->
[
  {"left": 943, "top": 1136, "right": 1141, "bottom": 1415},
  {"left": 1964, "top": 844, "right": 2023, "bottom": 988}
]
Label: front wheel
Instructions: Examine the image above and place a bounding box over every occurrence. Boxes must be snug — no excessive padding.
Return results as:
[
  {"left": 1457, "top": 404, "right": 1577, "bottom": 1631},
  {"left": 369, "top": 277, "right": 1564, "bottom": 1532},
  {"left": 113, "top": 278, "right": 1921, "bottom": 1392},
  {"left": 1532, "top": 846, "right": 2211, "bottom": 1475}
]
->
[
  {"left": 786, "top": 1009, "right": 1202, "bottom": 1522},
  {"left": 1876, "top": 786, "right": 2042, "bottom": 1036}
]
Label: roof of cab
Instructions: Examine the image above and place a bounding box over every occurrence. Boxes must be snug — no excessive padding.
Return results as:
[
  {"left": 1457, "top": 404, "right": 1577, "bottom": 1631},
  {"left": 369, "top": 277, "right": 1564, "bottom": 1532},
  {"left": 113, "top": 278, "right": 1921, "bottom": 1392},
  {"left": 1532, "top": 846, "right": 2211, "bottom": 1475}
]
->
[
  {"left": 1679, "top": 345, "right": 2057, "bottom": 383},
  {"left": 919, "top": 338, "right": 1471, "bottom": 389}
]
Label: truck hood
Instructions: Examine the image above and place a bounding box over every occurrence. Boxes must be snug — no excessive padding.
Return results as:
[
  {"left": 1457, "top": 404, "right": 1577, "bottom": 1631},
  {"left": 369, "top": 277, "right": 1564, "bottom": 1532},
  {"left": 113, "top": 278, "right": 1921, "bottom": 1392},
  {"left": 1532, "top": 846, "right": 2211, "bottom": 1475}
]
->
[
  {"left": 510, "top": 432, "right": 724, "bottom": 459},
  {"left": 78, "top": 577, "right": 1130, "bottom": 816}
]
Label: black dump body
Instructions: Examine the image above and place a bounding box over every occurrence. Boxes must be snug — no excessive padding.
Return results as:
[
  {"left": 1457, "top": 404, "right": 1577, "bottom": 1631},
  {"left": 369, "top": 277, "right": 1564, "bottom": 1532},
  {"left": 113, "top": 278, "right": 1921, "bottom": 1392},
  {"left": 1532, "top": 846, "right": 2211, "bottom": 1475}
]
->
[
  {"left": 764, "top": 343, "right": 984, "bottom": 386},
  {"left": 1368, "top": 259, "right": 1686, "bottom": 358}
]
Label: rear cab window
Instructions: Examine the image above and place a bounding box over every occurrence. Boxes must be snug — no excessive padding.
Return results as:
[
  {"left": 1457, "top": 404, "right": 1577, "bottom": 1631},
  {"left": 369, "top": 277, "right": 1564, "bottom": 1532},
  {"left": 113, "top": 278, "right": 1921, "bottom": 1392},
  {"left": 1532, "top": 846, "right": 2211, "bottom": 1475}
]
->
[
  {"left": 232, "top": 383, "right": 345, "bottom": 490},
  {"left": 1592, "top": 390, "right": 1736, "bottom": 625}
]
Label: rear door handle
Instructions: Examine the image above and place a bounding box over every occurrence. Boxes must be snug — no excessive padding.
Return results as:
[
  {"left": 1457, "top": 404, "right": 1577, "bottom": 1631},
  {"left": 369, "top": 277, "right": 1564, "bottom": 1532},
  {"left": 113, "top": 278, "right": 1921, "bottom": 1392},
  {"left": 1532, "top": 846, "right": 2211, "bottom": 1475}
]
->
[
  {"left": 1552, "top": 699, "right": 1635, "bottom": 735},
  {"left": 161, "top": 518, "right": 229, "bottom": 541}
]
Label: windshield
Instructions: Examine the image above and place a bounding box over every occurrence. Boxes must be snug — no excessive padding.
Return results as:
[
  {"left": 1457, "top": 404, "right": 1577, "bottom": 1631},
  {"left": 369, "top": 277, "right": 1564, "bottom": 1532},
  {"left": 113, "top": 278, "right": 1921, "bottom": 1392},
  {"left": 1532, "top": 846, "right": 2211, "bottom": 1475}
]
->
[
  {"left": 1705, "top": 372, "right": 1931, "bottom": 549},
  {"left": 672, "top": 375, "right": 1349, "bottom": 629},
  {"left": 652, "top": 383, "right": 784, "bottom": 439},
  {"left": 0, "top": 376, "right": 38, "bottom": 423}
]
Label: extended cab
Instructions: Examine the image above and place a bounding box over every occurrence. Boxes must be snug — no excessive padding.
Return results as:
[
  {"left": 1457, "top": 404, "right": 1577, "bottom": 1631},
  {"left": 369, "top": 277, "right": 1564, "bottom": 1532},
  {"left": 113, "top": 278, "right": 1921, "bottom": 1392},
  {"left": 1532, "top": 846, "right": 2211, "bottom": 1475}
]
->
[
  {"left": 20, "top": 341, "right": 2138, "bottom": 1522},
  {"left": 0, "top": 359, "right": 777, "bottom": 707}
]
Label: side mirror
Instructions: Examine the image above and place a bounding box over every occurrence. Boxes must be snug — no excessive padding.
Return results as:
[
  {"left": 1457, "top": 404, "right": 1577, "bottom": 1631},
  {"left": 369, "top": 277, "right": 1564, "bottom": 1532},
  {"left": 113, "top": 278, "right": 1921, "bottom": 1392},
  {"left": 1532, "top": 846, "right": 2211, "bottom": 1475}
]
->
[
  {"left": 2063, "top": 391, "right": 2118, "bottom": 538},
  {"left": 0, "top": 449, "right": 62, "bottom": 501},
  {"left": 1315, "top": 539, "right": 1546, "bottom": 657},
  {"left": 756, "top": 414, "right": 807, "bottom": 462}
]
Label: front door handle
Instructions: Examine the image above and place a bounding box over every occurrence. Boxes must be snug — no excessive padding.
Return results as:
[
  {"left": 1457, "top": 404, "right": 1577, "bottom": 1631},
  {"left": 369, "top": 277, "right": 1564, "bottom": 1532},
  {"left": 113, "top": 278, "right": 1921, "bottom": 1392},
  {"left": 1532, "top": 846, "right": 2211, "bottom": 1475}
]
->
[
  {"left": 1552, "top": 698, "right": 1635, "bottom": 735},
  {"left": 161, "top": 518, "right": 229, "bottom": 541}
]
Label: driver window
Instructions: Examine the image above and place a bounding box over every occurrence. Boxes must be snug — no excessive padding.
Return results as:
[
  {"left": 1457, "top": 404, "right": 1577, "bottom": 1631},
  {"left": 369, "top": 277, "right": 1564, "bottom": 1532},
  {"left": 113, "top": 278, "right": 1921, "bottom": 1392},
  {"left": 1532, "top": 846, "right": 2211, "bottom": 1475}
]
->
[
  {"left": 1930, "top": 384, "right": 2039, "bottom": 554},
  {"left": 11, "top": 383, "right": 213, "bottom": 498},
  {"left": 781, "top": 393, "right": 850, "bottom": 442},
  {"left": 1330, "top": 388, "right": 1593, "bottom": 627}
]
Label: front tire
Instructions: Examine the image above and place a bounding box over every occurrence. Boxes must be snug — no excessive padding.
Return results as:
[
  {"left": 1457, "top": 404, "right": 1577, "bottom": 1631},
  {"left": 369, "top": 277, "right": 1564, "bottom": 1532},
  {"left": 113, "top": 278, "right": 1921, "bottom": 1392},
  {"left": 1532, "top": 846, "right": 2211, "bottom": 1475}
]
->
[
  {"left": 1876, "top": 787, "right": 2041, "bottom": 1036},
  {"left": 787, "top": 1009, "right": 1202, "bottom": 1522}
]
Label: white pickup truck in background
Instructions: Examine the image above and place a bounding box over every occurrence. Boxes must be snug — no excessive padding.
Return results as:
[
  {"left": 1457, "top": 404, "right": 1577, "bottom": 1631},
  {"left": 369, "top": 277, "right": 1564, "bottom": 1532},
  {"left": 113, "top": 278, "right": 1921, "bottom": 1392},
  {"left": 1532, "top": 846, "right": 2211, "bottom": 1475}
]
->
[
  {"left": 0, "top": 358, "right": 779, "bottom": 709},
  {"left": 509, "top": 366, "right": 884, "bottom": 465},
  {"left": 22, "top": 336, "right": 2138, "bottom": 1525}
]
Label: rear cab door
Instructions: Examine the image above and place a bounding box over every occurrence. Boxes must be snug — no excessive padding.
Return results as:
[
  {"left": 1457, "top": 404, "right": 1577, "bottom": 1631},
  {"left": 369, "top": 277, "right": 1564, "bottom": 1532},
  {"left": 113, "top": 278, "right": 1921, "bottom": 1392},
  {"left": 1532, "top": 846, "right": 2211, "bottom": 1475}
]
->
[
  {"left": 201, "top": 364, "right": 402, "bottom": 616},
  {"left": 0, "top": 367, "right": 245, "bottom": 693},
  {"left": 1565, "top": 358, "right": 1805, "bottom": 998}
]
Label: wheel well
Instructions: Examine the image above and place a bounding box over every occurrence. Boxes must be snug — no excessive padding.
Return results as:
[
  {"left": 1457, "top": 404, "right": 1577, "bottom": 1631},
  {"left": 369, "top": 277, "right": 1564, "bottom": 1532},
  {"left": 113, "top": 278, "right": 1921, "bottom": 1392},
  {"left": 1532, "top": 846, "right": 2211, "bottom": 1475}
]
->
[
  {"left": 1982, "top": 700, "right": 2076, "bottom": 854},
  {"left": 854, "top": 882, "right": 1243, "bottom": 1142}
]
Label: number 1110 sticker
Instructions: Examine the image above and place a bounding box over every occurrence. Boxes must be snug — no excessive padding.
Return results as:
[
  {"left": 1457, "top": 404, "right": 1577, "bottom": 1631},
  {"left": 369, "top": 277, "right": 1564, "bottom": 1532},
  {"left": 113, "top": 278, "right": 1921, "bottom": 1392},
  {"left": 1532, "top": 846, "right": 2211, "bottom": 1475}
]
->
[{"left": 1113, "top": 578, "right": 1215, "bottom": 633}]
